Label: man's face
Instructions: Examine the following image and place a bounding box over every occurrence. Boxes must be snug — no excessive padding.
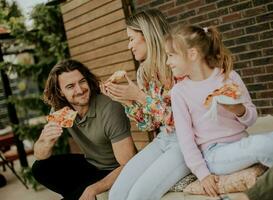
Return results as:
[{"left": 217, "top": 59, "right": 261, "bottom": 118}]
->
[{"left": 58, "top": 70, "right": 90, "bottom": 109}]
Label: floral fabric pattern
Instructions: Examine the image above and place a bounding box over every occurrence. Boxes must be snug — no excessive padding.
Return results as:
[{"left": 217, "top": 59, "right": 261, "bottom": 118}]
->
[{"left": 124, "top": 81, "right": 174, "bottom": 133}]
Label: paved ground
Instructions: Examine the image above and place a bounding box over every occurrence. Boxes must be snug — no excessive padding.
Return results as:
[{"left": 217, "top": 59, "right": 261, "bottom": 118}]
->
[{"left": 0, "top": 155, "right": 60, "bottom": 200}]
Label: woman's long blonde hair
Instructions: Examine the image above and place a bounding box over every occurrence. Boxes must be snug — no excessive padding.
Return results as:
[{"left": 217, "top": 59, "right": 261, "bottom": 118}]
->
[
  {"left": 126, "top": 9, "right": 173, "bottom": 89},
  {"left": 167, "top": 25, "right": 233, "bottom": 80}
]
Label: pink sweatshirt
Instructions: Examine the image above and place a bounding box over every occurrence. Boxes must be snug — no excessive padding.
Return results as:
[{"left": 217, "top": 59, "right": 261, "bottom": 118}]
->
[{"left": 171, "top": 68, "right": 257, "bottom": 180}]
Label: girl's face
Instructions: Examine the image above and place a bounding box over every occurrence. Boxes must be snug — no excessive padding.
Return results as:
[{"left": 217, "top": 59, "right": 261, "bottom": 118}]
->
[
  {"left": 165, "top": 41, "right": 190, "bottom": 77},
  {"left": 127, "top": 27, "right": 147, "bottom": 62}
]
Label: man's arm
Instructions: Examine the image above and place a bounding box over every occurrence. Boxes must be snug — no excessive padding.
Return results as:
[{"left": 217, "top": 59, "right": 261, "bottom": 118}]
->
[
  {"left": 79, "top": 136, "right": 136, "bottom": 200},
  {"left": 34, "top": 122, "right": 63, "bottom": 160}
]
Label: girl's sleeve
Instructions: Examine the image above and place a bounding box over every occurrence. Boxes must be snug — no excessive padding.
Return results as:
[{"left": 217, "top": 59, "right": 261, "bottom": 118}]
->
[
  {"left": 232, "top": 71, "right": 257, "bottom": 127},
  {"left": 171, "top": 85, "right": 210, "bottom": 181}
]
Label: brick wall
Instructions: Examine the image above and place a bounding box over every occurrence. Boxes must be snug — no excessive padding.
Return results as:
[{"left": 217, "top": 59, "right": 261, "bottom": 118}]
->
[{"left": 133, "top": 0, "right": 273, "bottom": 115}]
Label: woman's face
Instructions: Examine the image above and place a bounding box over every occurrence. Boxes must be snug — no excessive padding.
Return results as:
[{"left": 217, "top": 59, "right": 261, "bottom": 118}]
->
[{"left": 127, "top": 27, "right": 147, "bottom": 62}]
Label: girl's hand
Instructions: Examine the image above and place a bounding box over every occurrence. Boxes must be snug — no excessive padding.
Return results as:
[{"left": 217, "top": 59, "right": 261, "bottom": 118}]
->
[
  {"left": 220, "top": 103, "right": 246, "bottom": 117},
  {"left": 104, "top": 74, "right": 146, "bottom": 104},
  {"left": 200, "top": 174, "right": 219, "bottom": 197}
]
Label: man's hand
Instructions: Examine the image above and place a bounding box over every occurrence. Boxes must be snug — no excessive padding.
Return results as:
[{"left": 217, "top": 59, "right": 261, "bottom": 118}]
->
[
  {"left": 39, "top": 122, "right": 63, "bottom": 145},
  {"left": 33, "top": 122, "right": 63, "bottom": 160},
  {"left": 200, "top": 174, "right": 219, "bottom": 197},
  {"left": 79, "top": 185, "right": 97, "bottom": 200}
]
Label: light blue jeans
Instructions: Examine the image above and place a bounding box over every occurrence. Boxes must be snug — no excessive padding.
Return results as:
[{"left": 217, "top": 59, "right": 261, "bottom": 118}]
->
[
  {"left": 203, "top": 131, "right": 273, "bottom": 175},
  {"left": 109, "top": 130, "right": 190, "bottom": 200}
]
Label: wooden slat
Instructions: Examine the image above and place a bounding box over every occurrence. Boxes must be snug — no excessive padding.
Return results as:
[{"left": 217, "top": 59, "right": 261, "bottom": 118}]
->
[
  {"left": 70, "top": 30, "right": 127, "bottom": 56},
  {"left": 64, "top": 0, "right": 122, "bottom": 31},
  {"left": 84, "top": 51, "right": 132, "bottom": 69},
  {"left": 74, "top": 40, "right": 129, "bottom": 63},
  {"left": 66, "top": 9, "right": 125, "bottom": 39},
  {"left": 91, "top": 60, "right": 135, "bottom": 77},
  {"left": 68, "top": 20, "right": 126, "bottom": 48},
  {"left": 63, "top": 0, "right": 113, "bottom": 22},
  {"left": 61, "top": 0, "right": 89, "bottom": 14}
]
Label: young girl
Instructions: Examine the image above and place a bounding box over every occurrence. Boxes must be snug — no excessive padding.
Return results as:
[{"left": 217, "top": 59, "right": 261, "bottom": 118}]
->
[
  {"left": 102, "top": 10, "right": 190, "bottom": 200},
  {"left": 166, "top": 25, "right": 273, "bottom": 197}
]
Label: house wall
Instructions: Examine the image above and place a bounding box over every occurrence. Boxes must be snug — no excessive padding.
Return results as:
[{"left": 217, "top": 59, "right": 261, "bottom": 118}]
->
[
  {"left": 133, "top": 0, "right": 273, "bottom": 115},
  {"left": 60, "top": 0, "right": 150, "bottom": 150}
]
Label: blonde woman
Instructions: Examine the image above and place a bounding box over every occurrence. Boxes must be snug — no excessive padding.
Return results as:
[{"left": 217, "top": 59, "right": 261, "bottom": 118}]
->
[{"left": 102, "top": 9, "right": 190, "bottom": 200}]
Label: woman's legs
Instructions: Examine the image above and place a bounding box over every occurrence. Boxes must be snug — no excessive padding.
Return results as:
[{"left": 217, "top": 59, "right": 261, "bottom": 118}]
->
[
  {"left": 109, "top": 133, "right": 190, "bottom": 200},
  {"left": 204, "top": 132, "right": 273, "bottom": 175},
  {"left": 109, "top": 140, "right": 162, "bottom": 200},
  {"left": 126, "top": 143, "right": 190, "bottom": 200}
]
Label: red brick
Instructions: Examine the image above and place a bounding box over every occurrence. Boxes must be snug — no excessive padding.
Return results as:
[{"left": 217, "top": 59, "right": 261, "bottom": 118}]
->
[
  {"left": 136, "top": 0, "right": 150, "bottom": 6},
  {"left": 256, "top": 91, "right": 273, "bottom": 98},
  {"left": 265, "top": 65, "right": 273, "bottom": 73},
  {"left": 243, "top": 6, "right": 267, "bottom": 17},
  {"left": 241, "top": 67, "right": 266, "bottom": 76},
  {"left": 167, "top": 5, "right": 185, "bottom": 16},
  {"left": 260, "top": 108, "right": 273, "bottom": 115},
  {"left": 158, "top": 2, "right": 174, "bottom": 11},
  {"left": 189, "top": 14, "right": 208, "bottom": 24},
  {"left": 185, "top": 0, "right": 204, "bottom": 9},
  {"left": 198, "top": 4, "right": 216, "bottom": 14},
  {"left": 268, "top": 82, "right": 273, "bottom": 89},
  {"left": 242, "top": 77, "right": 255, "bottom": 84},
  {"left": 222, "top": 12, "right": 242, "bottom": 23},
  {"left": 223, "top": 29, "right": 244, "bottom": 39}
]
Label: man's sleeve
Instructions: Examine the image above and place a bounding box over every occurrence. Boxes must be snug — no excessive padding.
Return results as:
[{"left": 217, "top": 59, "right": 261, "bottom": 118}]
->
[
  {"left": 246, "top": 167, "right": 273, "bottom": 200},
  {"left": 102, "top": 101, "right": 132, "bottom": 143}
]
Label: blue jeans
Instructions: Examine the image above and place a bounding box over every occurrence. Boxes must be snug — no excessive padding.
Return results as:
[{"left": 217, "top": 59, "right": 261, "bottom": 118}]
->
[
  {"left": 203, "top": 132, "right": 273, "bottom": 175},
  {"left": 109, "top": 130, "right": 190, "bottom": 200}
]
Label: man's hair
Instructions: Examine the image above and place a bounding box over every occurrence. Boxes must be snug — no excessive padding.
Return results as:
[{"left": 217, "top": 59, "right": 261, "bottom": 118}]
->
[{"left": 43, "top": 59, "right": 100, "bottom": 110}]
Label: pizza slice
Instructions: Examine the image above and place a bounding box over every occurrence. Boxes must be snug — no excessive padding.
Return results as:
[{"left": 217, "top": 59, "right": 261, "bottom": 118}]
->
[
  {"left": 46, "top": 106, "right": 78, "bottom": 128},
  {"left": 204, "top": 83, "right": 241, "bottom": 108},
  {"left": 108, "top": 70, "right": 127, "bottom": 83}
]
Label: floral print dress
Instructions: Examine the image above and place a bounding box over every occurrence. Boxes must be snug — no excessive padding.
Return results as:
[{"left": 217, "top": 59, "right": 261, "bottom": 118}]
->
[{"left": 124, "top": 81, "right": 175, "bottom": 134}]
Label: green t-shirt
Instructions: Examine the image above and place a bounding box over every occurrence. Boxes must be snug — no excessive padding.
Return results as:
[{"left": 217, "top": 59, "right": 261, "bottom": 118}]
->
[{"left": 68, "top": 94, "right": 131, "bottom": 170}]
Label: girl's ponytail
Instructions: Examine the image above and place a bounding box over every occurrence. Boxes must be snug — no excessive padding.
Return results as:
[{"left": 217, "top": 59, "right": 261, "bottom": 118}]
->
[{"left": 206, "top": 26, "right": 233, "bottom": 80}]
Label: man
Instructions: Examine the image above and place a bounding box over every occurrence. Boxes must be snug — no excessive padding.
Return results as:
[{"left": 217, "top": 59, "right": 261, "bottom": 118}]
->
[
  {"left": 32, "top": 59, "right": 136, "bottom": 200},
  {"left": 220, "top": 167, "right": 273, "bottom": 200}
]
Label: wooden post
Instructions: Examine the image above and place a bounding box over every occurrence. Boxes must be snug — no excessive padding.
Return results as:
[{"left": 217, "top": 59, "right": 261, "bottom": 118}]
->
[{"left": 0, "top": 45, "right": 28, "bottom": 167}]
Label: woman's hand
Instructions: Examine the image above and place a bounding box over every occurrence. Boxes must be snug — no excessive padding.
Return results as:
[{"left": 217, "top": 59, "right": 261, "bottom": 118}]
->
[
  {"left": 200, "top": 174, "right": 219, "bottom": 197},
  {"left": 103, "top": 74, "right": 147, "bottom": 105},
  {"left": 220, "top": 103, "right": 246, "bottom": 117}
]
